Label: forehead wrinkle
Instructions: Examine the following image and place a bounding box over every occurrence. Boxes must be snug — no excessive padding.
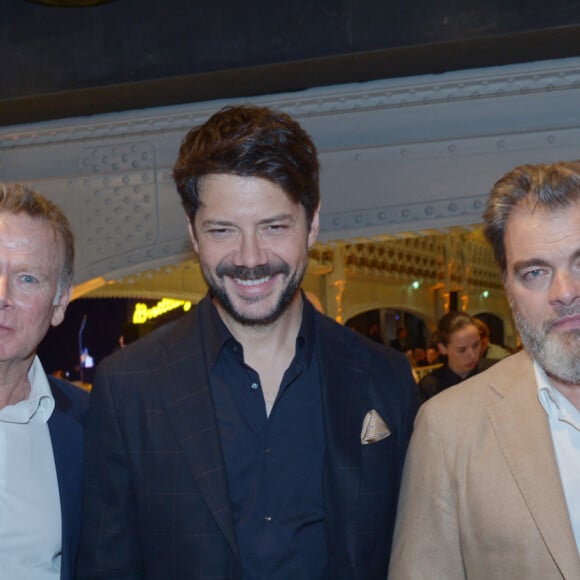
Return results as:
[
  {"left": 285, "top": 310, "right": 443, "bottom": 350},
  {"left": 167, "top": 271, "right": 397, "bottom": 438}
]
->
[
  {"left": 506, "top": 204, "right": 580, "bottom": 258},
  {"left": 0, "top": 216, "right": 65, "bottom": 282}
]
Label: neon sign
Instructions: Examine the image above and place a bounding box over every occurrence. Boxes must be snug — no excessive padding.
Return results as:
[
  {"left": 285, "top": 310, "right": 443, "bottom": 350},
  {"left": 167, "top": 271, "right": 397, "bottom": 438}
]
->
[{"left": 132, "top": 298, "right": 192, "bottom": 324}]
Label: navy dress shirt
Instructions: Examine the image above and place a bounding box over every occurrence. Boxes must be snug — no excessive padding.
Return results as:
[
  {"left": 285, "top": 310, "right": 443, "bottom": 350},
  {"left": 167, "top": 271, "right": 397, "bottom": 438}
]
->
[{"left": 203, "top": 297, "right": 327, "bottom": 579}]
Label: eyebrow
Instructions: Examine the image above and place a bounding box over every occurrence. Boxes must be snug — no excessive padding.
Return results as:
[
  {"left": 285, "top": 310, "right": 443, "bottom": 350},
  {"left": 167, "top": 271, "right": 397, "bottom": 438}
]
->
[
  {"left": 257, "top": 214, "right": 295, "bottom": 225},
  {"left": 200, "top": 214, "right": 295, "bottom": 228},
  {"left": 511, "top": 248, "right": 580, "bottom": 273},
  {"left": 199, "top": 219, "right": 235, "bottom": 228},
  {"left": 511, "top": 258, "right": 552, "bottom": 272}
]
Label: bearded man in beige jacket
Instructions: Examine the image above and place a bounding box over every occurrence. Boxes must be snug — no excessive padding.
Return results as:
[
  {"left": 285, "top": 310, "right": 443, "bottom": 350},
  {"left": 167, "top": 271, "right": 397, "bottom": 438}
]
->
[{"left": 389, "top": 160, "right": 580, "bottom": 580}]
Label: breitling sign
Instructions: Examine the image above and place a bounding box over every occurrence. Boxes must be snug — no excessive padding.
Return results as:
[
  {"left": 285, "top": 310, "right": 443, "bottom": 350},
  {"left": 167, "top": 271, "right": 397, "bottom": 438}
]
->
[{"left": 132, "top": 298, "right": 192, "bottom": 325}]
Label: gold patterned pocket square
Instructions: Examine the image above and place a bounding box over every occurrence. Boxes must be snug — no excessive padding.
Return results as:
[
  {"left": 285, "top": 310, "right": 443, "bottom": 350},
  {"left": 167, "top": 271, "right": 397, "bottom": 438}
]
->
[{"left": 360, "top": 409, "right": 391, "bottom": 445}]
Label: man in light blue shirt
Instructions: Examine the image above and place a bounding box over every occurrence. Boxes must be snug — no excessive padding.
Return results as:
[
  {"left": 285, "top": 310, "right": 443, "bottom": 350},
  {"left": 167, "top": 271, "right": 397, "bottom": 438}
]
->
[{"left": 0, "top": 183, "right": 88, "bottom": 580}]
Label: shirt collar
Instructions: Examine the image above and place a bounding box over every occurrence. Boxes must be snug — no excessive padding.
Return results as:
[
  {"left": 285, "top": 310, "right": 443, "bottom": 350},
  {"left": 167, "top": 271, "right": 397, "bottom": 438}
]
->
[
  {"left": 201, "top": 290, "right": 317, "bottom": 370},
  {"left": 297, "top": 291, "right": 316, "bottom": 367},
  {"left": 0, "top": 356, "right": 55, "bottom": 424},
  {"left": 535, "top": 359, "right": 580, "bottom": 430},
  {"left": 199, "top": 295, "right": 235, "bottom": 370}
]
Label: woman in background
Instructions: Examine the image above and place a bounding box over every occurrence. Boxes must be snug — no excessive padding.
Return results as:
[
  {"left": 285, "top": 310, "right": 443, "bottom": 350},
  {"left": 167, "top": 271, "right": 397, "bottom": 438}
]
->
[{"left": 419, "top": 311, "right": 494, "bottom": 403}]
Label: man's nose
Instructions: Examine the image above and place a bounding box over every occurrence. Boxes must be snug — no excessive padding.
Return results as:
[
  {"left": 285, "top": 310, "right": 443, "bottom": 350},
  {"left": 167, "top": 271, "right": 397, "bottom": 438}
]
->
[
  {"left": 0, "top": 276, "right": 13, "bottom": 309},
  {"left": 235, "top": 233, "right": 267, "bottom": 267},
  {"left": 549, "top": 269, "right": 580, "bottom": 306}
]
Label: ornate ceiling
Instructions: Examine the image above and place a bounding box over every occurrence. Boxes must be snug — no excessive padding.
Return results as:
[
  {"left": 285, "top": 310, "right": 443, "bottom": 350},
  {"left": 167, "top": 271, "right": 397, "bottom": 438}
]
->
[{"left": 79, "top": 225, "right": 502, "bottom": 303}]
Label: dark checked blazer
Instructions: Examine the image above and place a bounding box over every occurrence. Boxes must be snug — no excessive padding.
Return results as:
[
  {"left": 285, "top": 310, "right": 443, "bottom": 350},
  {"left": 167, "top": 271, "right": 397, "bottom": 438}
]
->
[
  {"left": 76, "top": 295, "right": 419, "bottom": 580},
  {"left": 47, "top": 376, "right": 89, "bottom": 580}
]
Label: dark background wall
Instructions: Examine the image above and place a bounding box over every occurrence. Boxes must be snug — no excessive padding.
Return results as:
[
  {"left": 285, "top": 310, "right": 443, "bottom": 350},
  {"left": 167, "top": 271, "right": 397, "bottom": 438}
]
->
[
  {"left": 37, "top": 298, "right": 130, "bottom": 377},
  {"left": 37, "top": 297, "right": 190, "bottom": 378},
  {"left": 2, "top": 0, "right": 580, "bottom": 125}
]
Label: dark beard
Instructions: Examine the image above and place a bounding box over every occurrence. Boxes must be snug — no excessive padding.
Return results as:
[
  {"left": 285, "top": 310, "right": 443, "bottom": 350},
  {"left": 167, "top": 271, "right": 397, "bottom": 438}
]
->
[
  {"left": 215, "top": 263, "right": 289, "bottom": 283},
  {"left": 205, "top": 261, "right": 306, "bottom": 326}
]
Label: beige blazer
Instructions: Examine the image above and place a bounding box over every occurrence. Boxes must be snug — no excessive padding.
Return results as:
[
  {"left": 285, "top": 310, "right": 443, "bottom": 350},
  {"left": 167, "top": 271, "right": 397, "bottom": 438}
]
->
[{"left": 389, "top": 351, "right": 580, "bottom": 580}]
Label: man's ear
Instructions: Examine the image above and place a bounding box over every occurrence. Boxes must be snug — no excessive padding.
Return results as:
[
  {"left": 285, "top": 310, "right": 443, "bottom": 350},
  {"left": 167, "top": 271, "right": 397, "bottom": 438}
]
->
[
  {"left": 438, "top": 342, "right": 448, "bottom": 357},
  {"left": 307, "top": 203, "right": 321, "bottom": 249},
  {"left": 51, "top": 285, "right": 73, "bottom": 328},
  {"left": 187, "top": 219, "right": 199, "bottom": 254}
]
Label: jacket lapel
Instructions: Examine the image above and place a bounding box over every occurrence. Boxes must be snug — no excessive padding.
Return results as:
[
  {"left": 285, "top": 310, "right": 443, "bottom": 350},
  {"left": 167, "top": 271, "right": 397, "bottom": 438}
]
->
[
  {"left": 487, "top": 353, "right": 580, "bottom": 578},
  {"left": 48, "top": 384, "right": 84, "bottom": 580},
  {"left": 157, "top": 309, "right": 238, "bottom": 555},
  {"left": 318, "top": 317, "right": 369, "bottom": 573}
]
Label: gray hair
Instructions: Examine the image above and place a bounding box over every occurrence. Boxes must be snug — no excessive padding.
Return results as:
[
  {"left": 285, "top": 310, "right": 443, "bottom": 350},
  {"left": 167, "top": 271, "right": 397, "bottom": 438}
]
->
[
  {"left": 0, "top": 183, "right": 74, "bottom": 299},
  {"left": 483, "top": 160, "right": 580, "bottom": 275}
]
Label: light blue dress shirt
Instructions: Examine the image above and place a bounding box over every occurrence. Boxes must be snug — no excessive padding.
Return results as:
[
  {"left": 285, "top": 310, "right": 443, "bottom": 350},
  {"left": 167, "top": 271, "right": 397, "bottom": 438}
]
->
[
  {"left": 0, "top": 356, "right": 61, "bottom": 579},
  {"left": 535, "top": 361, "right": 580, "bottom": 556}
]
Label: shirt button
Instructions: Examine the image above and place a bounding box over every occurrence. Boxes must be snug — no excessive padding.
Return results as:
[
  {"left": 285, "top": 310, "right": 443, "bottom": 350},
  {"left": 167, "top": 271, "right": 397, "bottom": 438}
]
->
[
  {"left": 264, "top": 515, "right": 272, "bottom": 522},
  {"left": 264, "top": 448, "right": 272, "bottom": 454},
  {"left": 250, "top": 382, "right": 259, "bottom": 390}
]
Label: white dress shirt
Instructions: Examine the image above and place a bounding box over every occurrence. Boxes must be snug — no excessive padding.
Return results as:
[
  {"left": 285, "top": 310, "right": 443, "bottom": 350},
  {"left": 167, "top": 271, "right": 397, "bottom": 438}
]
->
[
  {"left": 0, "top": 356, "right": 61, "bottom": 579},
  {"left": 536, "top": 360, "right": 580, "bottom": 555}
]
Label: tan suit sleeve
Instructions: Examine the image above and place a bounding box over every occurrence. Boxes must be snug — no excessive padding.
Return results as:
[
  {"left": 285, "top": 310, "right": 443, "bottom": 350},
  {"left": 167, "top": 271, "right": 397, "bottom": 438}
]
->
[{"left": 388, "top": 402, "right": 465, "bottom": 580}]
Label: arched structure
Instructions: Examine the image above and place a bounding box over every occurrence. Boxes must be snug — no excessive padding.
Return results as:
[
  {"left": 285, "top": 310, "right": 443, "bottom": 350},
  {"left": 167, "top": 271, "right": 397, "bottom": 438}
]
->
[{"left": 2, "top": 55, "right": 579, "bottom": 333}]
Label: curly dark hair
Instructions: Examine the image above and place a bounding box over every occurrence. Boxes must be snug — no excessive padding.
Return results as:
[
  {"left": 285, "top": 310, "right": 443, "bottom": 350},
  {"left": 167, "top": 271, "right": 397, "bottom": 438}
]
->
[{"left": 173, "top": 105, "right": 320, "bottom": 226}]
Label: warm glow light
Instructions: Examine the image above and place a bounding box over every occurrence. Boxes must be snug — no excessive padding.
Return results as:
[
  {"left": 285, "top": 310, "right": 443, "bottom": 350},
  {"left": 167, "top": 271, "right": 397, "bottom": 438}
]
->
[
  {"left": 71, "top": 277, "right": 109, "bottom": 301},
  {"left": 133, "top": 298, "right": 192, "bottom": 324}
]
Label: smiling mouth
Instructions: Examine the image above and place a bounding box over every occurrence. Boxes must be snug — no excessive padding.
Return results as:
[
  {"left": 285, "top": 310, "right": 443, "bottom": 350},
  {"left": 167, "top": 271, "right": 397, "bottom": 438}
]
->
[{"left": 235, "top": 276, "right": 272, "bottom": 286}]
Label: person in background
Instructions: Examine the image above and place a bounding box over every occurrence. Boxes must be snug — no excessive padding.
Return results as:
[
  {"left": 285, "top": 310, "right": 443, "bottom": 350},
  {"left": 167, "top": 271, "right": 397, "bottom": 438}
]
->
[
  {"left": 413, "top": 347, "right": 428, "bottom": 367},
  {"left": 390, "top": 160, "right": 580, "bottom": 579},
  {"left": 390, "top": 326, "right": 411, "bottom": 351},
  {"left": 418, "top": 311, "right": 494, "bottom": 403},
  {"left": 0, "top": 184, "right": 88, "bottom": 580},
  {"left": 474, "top": 317, "right": 512, "bottom": 361},
  {"left": 367, "top": 321, "right": 384, "bottom": 344},
  {"left": 114, "top": 323, "right": 140, "bottom": 352},
  {"left": 77, "top": 105, "right": 419, "bottom": 579},
  {"left": 425, "top": 341, "right": 441, "bottom": 366}
]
